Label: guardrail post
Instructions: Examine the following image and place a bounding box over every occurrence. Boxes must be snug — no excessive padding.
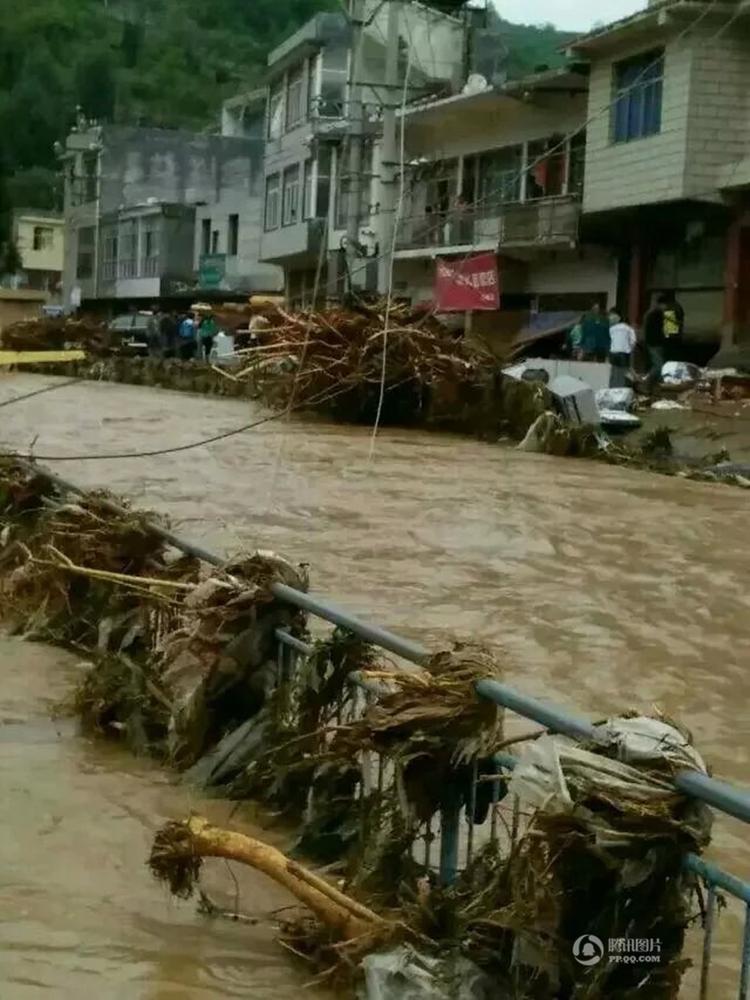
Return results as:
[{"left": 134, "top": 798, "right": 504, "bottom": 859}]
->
[
  {"left": 740, "top": 905, "right": 750, "bottom": 1000},
  {"left": 439, "top": 787, "right": 461, "bottom": 887}
]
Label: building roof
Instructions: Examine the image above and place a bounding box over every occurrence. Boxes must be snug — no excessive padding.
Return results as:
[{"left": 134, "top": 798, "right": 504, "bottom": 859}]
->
[
  {"left": 223, "top": 88, "right": 266, "bottom": 113},
  {"left": 568, "top": 1, "right": 746, "bottom": 55},
  {"left": 12, "top": 208, "right": 63, "bottom": 222},
  {"left": 402, "top": 65, "right": 588, "bottom": 121},
  {"left": 267, "top": 11, "right": 349, "bottom": 73}
]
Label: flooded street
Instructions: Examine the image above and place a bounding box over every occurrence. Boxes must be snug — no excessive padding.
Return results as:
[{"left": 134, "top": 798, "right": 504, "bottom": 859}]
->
[{"left": 1, "top": 374, "right": 749, "bottom": 997}]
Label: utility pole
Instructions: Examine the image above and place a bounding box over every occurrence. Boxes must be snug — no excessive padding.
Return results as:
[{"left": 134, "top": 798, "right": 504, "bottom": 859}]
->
[
  {"left": 344, "top": 0, "right": 366, "bottom": 298},
  {"left": 377, "top": 0, "right": 401, "bottom": 296}
]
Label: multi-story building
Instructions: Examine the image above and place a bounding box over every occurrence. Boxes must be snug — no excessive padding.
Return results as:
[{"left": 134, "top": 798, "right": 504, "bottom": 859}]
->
[
  {"left": 10, "top": 210, "right": 64, "bottom": 300},
  {"left": 570, "top": 0, "right": 750, "bottom": 353},
  {"left": 391, "top": 65, "right": 621, "bottom": 345},
  {"left": 258, "top": 2, "right": 471, "bottom": 302},
  {"left": 62, "top": 113, "right": 281, "bottom": 310}
]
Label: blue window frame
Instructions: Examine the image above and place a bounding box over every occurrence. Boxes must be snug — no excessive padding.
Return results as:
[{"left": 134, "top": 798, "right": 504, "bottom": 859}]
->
[{"left": 612, "top": 50, "right": 664, "bottom": 143}]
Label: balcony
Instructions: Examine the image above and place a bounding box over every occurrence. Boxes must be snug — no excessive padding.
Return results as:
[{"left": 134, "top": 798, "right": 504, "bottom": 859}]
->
[
  {"left": 260, "top": 218, "right": 326, "bottom": 264},
  {"left": 395, "top": 195, "right": 581, "bottom": 255}
]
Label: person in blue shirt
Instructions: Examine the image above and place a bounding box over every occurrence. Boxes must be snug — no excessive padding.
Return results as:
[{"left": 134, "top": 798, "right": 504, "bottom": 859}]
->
[{"left": 178, "top": 313, "right": 196, "bottom": 360}]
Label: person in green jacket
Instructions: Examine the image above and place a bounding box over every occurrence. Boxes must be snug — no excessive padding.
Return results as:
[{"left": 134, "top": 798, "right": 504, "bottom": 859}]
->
[
  {"left": 580, "top": 302, "right": 610, "bottom": 362},
  {"left": 198, "top": 312, "right": 220, "bottom": 361}
]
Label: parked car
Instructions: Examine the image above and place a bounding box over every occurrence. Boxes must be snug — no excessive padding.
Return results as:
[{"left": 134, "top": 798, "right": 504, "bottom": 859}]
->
[{"left": 108, "top": 313, "right": 153, "bottom": 356}]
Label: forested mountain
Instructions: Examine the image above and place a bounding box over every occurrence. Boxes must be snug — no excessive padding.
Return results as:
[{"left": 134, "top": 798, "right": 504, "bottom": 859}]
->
[{"left": 0, "top": 0, "right": 570, "bottom": 244}]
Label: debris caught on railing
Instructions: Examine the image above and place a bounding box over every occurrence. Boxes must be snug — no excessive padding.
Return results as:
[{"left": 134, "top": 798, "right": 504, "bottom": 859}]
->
[
  {"left": 0, "top": 461, "right": 719, "bottom": 998},
  {"left": 0, "top": 458, "right": 305, "bottom": 762}
]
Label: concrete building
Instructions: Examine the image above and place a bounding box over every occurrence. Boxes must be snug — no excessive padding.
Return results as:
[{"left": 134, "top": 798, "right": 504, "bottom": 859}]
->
[
  {"left": 258, "top": 2, "right": 470, "bottom": 302},
  {"left": 391, "top": 66, "right": 619, "bottom": 347},
  {"left": 10, "top": 210, "right": 64, "bottom": 300},
  {"left": 570, "top": 0, "right": 750, "bottom": 352},
  {"left": 194, "top": 91, "right": 283, "bottom": 297},
  {"left": 62, "top": 113, "right": 280, "bottom": 309}
]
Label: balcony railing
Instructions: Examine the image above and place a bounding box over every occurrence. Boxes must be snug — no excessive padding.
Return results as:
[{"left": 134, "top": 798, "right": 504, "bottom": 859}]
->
[{"left": 395, "top": 195, "right": 581, "bottom": 253}]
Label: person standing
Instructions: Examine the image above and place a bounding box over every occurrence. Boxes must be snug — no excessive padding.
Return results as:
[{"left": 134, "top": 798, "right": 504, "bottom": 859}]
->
[
  {"left": 643, "top": 294, "right": 668, "bottom": 391},
  {"left": 198, "top": 310, "right": 219, "bottom": 361},
  {"left": 607, "top": 310, "right": 636, "bottom": 387},
  {"left": 160, "top": 310, "right": 178, "bottom": 358},
  {"left": 178, "top": 312, "right": 197, "bottom": 361},
  {"left": 662, "top": 292, "right": 685, "bottom": 361},
  {"left": 580, "top": 302, "right": 610, "bottom": 362}
]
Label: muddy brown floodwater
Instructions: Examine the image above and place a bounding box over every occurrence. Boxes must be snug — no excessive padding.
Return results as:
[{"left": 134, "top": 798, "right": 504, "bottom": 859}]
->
[{"left": 1, "top": 374, "right": 749, "bottom": 998}]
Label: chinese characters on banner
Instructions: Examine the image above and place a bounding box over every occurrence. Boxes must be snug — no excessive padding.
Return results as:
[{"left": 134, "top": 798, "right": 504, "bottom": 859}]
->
[{"left": 433, "top": 252, "right": 500, "bottom": 312}]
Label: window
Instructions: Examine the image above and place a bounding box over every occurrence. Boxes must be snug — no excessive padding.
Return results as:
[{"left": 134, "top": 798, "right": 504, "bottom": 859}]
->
[
  {"left": 319, "top": 45, "right": 348, "bottom": 118},
  {"left": 32, "top": 226, "right": 55, "bottom": 251},
  {"left": 282, "top": 165, "right": 300, "bottom": 226},
  {"left": 307, "top": 54, "right": 319, "bottom": 117},
  {"left": 201, "top": 218, "right": 211, "bottom": 255},
  {"left": 286, "top": 65, "right": 304, "bottom": 130},
  {"left": 118, "top": 219, "right": 138, "bottom": 278},
  {"left": 478, "top": 145, "right": 522, "bottom": 211},
  {"left": 228, "top": 214, "right": 239, "bottom": 256},
  {"left": 102, "top": 230, "right": 118, "bottom": 281},
  {"left": 526, "top": 137, "right": 566, "bottom": 200},
  {"left": 335, "top": 158, "right": 348, "bottom": 230},
  {"left": 83, "top": 154, "right": 98, "bottom": 203},
  {"left": 316, "top": 147, "right": 331, "bottom": 220},
  {"left": 612, "top": 50, "right": 664, "bottom": 143},
  {"left": 268, "top": 78, "right": 284, "bottom": 140},
  {"left": 76, "top": 226, "right": 95, "bottom": 279},
  {"left": 265, "top": 174, "right": 280, "bottom": 230},
  {"left": 142, "top": 219, "right": 159, "bottom": 276},
  {"left": 568, "top": 130, "right": 586, "bottom": 196},
  {"left": 303, "top": 161, "right": 314, "bottom": 220},
  {"left": 211, "top": 230, "right": 219, "bottom": 254}
]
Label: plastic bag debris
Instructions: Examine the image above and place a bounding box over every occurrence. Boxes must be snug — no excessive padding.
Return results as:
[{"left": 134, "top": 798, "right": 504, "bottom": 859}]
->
[
  {"left": 595, "top": 387, "right": 635, "bottom": 412},
  {"left": 359, "top": 946, "right": 498, "bottom": 1000},
  {"left": 651, "top": 399, "right": 686, "bottom": 411},
  {"left": 508, "top": 716, "right": 709, "bottom": 837},
  {"left": 661, "top": 361, "right": 701, "bottom": 386}
]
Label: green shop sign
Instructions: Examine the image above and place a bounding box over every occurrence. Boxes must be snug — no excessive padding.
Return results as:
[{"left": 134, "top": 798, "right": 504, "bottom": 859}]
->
[{"left": 199, "top": 253, "right": 226, "bottom": 289}]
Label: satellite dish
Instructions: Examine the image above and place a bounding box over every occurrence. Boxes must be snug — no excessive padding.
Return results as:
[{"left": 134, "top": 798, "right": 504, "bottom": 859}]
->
[{"left": 462, "top": 73, "right": 488, "bottom": 95}]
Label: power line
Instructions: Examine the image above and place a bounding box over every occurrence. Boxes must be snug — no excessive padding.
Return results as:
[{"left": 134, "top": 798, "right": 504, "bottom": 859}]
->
[
  {"left": 350, "top": 0, "right": 734, "bottom": 280},
  {"left": 3, "top": 379, "right": 352, "bottom": 464},
  {"left": 0, "top": 378, "right": 83, "bottom": 409}
]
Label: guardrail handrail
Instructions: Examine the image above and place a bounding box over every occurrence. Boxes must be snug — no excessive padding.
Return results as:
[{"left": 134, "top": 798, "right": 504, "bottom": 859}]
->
[{"left": 22, "top": 460, "right": 750, "bottom": 828}]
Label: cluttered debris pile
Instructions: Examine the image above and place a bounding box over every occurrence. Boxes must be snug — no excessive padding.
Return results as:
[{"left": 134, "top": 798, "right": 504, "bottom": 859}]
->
[
  {"left": 0, "top": 459, "right": 717, "bottom": 998},
  {"left": 222, "top": 301, "right": 493, "bottom": 428},
  {"left": 1, "top": 315, "right": 109, "bottom": 355}
]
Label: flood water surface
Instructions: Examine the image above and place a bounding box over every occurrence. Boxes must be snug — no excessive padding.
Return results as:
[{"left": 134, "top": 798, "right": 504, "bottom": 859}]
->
[{"left": 1, "top": 375, "right": 749, "bottom": 997}]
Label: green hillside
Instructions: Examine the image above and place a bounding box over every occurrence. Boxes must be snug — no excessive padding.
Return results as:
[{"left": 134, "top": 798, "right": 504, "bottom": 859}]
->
[{"left": 0, "top": 0, "right": 572, "bottom": 248}]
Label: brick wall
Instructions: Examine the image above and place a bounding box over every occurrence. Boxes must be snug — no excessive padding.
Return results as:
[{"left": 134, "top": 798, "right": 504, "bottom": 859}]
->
[
  {"left": 583, "top": 35, "right": 693, "bottom": 213},
  {"left": 683, "top": 26, "right": 750, "bottom": 198}
]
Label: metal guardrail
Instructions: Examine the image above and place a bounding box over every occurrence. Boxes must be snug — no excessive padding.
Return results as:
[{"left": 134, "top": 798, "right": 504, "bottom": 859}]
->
[{"left": 25, "top": 462, "right": 750, "bottom": 998}]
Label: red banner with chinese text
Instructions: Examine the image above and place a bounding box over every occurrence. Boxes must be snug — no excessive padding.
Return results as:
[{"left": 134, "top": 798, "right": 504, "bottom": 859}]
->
[{"left": 434, "top": 252, "right": 500, "bottom": 312}]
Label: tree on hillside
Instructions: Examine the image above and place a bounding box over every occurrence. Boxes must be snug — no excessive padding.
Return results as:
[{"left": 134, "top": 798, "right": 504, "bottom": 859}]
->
[{"left": 76, "top": 52, "right": 117, "bottom": 123}]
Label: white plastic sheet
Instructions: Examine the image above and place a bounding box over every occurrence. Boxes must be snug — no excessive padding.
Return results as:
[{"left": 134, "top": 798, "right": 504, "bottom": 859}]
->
[{"left": 360, "top": 947, "right": 497, "bottom": 1000}]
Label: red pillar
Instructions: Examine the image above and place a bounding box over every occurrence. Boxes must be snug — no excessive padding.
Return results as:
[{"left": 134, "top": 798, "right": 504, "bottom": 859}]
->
[
  {"left": 722, "top": 218, "right": 743, "bottom": 347},
  {"left": 627, "top": 239, "right": 647, "bottom": 327}
]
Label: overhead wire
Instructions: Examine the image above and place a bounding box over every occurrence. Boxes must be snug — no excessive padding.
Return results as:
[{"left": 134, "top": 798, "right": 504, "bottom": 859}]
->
[
  {"left": 0, "top": 377, "right": 84, "bottom": 409},
  {"left": 344, "top": 0, "right": 732, "bottom": 283},
  {"left": 2, "top": 377, "right": 356, "bottom": 464}
]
